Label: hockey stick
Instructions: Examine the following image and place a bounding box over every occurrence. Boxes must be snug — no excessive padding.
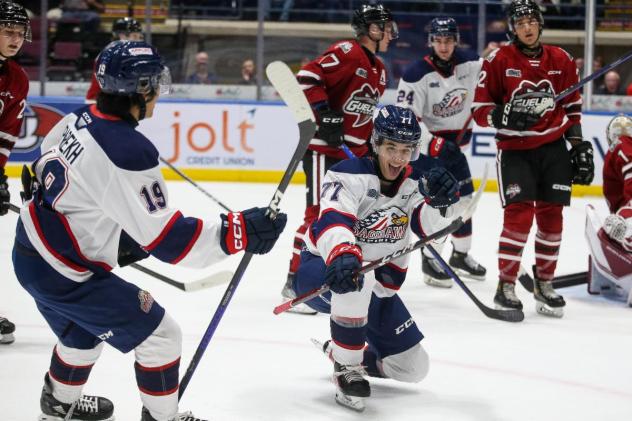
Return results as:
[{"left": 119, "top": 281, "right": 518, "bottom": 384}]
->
[
  {"left": 159, "top": 157, "right": 231, "bottom": 212},
  {"left": 517, "top": 265, "right": 588, "bottom": 293},
  {"left": 8, "top": 204, "right": 231, "bottom": 292},
  {"left": 274, "top": 165, "right": 488, "bottom": 316},
  {"left": 178, "top": 61, "right": 316, "bottom": 399}
]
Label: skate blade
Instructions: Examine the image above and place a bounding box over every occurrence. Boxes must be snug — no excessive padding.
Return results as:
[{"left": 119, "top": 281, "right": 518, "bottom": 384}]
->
[
  {"left": 0, "top": 333, "right": 15, "bottom": 344},
  {"left": 335, "top": 391, "right": 365, "bottom": 412},
  {"left": 423, "top": 276, "right": 453, "bottom": 288},
  {"left": 535, "top": 302, "right": 564, "bottom": 318},
  {"left": 451, "top": 267, "right": 486, "bottom": 281},
  {"left": 38, "top": 415, "right": 115, "bottom": 421}
]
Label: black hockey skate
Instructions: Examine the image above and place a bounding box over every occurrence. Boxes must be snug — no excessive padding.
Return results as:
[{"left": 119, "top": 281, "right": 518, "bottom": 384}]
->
[
  {"left": 141, "top": 407, "right": 207, "bottom": 421},
  {"left": 533, "top": 276, "right": 566, "bottom": 318},
  {"left": 333, "top": 361, "right": 370, "bottom": 412},
  {"left": 449, "top": 250, "right": 487, "bottom": 281},
  {"left": 39, "top": 374, "right": 114, "bottom": 421},
  {"left": 422, "top": 254, "right": 452, "bottom": 288},
  {"left": 0, "top": 316, "right": 15, "bottom": 344},
  {"left": 494, "top": 282, "right": 523, "bottom": 311},
  {"left": 280, "top": 273, "right": 317, "bottom": 315}
]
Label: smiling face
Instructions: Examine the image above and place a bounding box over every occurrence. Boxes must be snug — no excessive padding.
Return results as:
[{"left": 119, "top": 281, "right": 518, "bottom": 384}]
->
[
  {"left": 513, "top": 15, "right": 540, "bottom": 48},
  {"left": 0, "top": 22, "right": 26, "bottom": 58},
  {"left": 377, "top": 139, "right": 414, "bottom": 181}
]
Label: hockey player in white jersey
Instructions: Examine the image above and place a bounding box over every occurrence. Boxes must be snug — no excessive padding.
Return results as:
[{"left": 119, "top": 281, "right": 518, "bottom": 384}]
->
[
  {"left": 11, "top": 41, "right": 287, "bottom": 421},
  {"left": 289, "top": 105, "right": 461, "bottom": 411},
  {"left": 397, "top": 17, "right": 486, "bottom": 287}
]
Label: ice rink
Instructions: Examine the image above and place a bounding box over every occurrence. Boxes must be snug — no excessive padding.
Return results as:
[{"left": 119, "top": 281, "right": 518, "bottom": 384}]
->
[{"left": 1, "top": 179, "right": 631, "bottom": 421}]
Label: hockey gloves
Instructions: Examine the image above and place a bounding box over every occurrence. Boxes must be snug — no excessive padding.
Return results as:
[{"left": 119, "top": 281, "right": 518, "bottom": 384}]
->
[
  {"left": 490, "top": 101, "right": 540, "bottom": 131},
  {"left": 318, "top": 109, "right": 345, "bottom": 147},
  {"left": 220, "top": 207, "right": 287, "bottom": 255},
  {"left": 419, "top": 167, "right": 460, "bottom": 209},
  {"left": 569, "top": 141, "right": 594, "bottom": 185},
  {"left": 325, "top": 243, "right": 364, "bottom": 294},
  {"left": 117, "top": 230, "right": 150, "bottom": 267},
  {"left": 0, "top": 168, "right": 9, "bottom": 216},
  {"left": 428, "top": 136, "right": 460, "bottom": 160}
]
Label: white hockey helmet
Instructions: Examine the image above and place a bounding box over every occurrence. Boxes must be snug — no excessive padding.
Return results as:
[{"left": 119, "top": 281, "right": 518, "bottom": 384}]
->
[{"left": 606, "top": 114, "right": 632, "bottom": 149}]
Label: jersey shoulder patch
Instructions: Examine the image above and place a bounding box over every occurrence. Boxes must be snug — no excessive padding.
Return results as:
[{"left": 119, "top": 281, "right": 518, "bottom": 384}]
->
[
  {"left": 83, "top": 107, "right": 159, "bottom": 171},
  {"left": 402, "top": 58, "right": 435, "bottom": 83},
  {"left": 329, "top": 156, "right": 376, "bottom": 176}
]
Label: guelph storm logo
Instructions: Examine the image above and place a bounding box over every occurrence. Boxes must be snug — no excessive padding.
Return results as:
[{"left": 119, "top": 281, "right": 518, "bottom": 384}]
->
[
  {"left": 353, "top": 206, "right": 409, "bottom": 244},
  {"left": 432, "top": 88, "right": 468, "bottom": 118},
  {"left": 509, "top": 80, "right": 556, "bottom": 115},
  {"left": 343, "top": 83, "right": 380, "bottom": 128}
]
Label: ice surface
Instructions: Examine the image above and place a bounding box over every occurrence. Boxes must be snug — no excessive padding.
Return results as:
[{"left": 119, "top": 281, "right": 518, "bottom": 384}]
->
[{"left": 1, "top": 180, "right": 631, "bottom": 421}]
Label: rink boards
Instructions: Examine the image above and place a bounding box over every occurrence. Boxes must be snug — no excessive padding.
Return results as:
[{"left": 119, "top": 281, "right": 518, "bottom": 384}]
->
[{"left": 6, "top": 97, "right": 614, "bottom": 196}]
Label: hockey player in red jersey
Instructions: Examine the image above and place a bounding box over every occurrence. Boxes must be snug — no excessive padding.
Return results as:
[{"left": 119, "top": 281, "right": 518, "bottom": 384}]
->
[
  {"left": 471, "top": 0, "right": 594, "bottom": 317},
  {"left": 0, "top": 1, "right": 30, "bottom": 345},
  {"left": 85, "top": 17, "right": 144, "bottom": 103},
  {"left": 281, "top": 3, "right": 397, "bottom": 313}
]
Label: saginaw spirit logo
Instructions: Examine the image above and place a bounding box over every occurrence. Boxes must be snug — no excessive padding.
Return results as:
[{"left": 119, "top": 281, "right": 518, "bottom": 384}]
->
[
  {"left": 353, "top": 206, "right": 409, "bottom": 244},
  {"left": 17, "top": 104, "right": 65, "bottom": 152},
  {"left": 138, "top": 290, "right": 155, "bottom": 314},
  {"left": 432, "top": 88, "right": 468, "bottom": 118},
  {"left": 343, "top": 83, "right": 380, "bottom": 128}
]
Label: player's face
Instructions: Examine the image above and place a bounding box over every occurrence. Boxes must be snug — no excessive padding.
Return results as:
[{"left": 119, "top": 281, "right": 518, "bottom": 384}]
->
[
  {"left": 377, "top": 139, "right": 414, "bottom": 181},
  {"left": 120, "top": 32, "right": 144, "bottom": 41},
  {"left": 144, "top": 90, "right": 160, "bottom": 119},
  {"left": 0, "top": 23, "right": 26, "bottom": 57},
  {"left": 514, "top": 16, "right": 540, "bottom": 47},
  {"left": 431, "top": 36, "right": 457, "bottom": 61}
]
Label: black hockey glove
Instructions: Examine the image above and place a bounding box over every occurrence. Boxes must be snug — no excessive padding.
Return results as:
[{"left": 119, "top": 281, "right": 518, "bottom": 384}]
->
[
  {"left": 490, "top": 101, "right": 540, "bottom": 131},
  {"left": 418, "top": 167, "right": 460, "bottom": 210},
  {"left": 318, "top": 109, "right": 345, "bottom": 147},
  {"left": 569, "top": 141, "right": 594, "bottom": 185},
  {"left": 117, "top": 230, "right": 150, "bottom": 267},
  {"left": 220, "top": 207, "right": 287, "bottom": 255},
  {"left": 325, "top": 243, "right": 364, "bottom": 294},
  {"left": 428, "top": 136, "right": 460, "bottom": 160},
  {"left": 0, "top": 167, "right": 9, "bottom": 216}
]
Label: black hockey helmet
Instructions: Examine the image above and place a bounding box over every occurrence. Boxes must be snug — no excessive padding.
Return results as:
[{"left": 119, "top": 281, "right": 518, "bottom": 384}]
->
[
  {"left": 0, "top": 1, "right": 31, "bottom": 42},
  {"left": 507, "top": 0, "right": 543, "bottom": 39},
  {"left": 111, "top": 17, "right": 142, "bottom": 39},
  {"left": 351, "top": 4, "right": 398, "bottom": 40},
  {"left": 428, "top": 17, "right": 460, "bottom": 46}
]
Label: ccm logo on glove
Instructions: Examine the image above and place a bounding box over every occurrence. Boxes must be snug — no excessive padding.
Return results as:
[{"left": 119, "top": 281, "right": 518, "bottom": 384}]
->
[{"left": 222, "top": 212, "right": 248, "bottom": 254}]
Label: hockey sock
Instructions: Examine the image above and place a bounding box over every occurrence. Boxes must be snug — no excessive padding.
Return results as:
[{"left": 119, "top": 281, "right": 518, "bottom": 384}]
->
[
  {"left": 451, "top": 219, "right": 472, "bottom": 253},
  {"left": 288, "top": 205, "right": 319, "bottom": 274},
  {"left": 48, "top": 342, "right": 104, "bottom": 404},
  {"left": 534, "top": 202, "right": 563, "bottom": 281},
  {"left": 498, "top": 202, "right": 534, "bottom": 282},
  {"left": 330, "top": 315, "right": 368, "bottom": 366}
]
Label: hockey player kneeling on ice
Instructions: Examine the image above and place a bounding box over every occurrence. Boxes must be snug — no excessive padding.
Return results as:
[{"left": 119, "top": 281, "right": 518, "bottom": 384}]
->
[
  {"left": 585, "top": 114, "right": 632, "bottom": 306},
  {"left": 290, "top": 105, "right": 461, "bottom": 411},
  {"left": 11, "top": 41, "right": 286, "bottom": 421}
]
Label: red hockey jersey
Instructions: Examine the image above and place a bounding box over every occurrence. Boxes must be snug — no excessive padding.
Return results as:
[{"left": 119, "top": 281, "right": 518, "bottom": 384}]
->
[
  {"left": 0, "top": 59, "right": 29, "bottom": 168},
  {"left": 297, "top": 39, "right": 387, "bottom": 159},
  {"left": 603, "top": 135, "right": 632, "bottom": 213},
  {"left": 472, "top": 43, "right": 582, "bottom": 151}
]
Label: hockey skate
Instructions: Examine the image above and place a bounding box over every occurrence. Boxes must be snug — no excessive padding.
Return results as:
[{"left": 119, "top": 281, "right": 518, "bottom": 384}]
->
[
  {"left": 422, "top": 254, "right": 452, "bottom": 288},
  {"left": 280, "top": 274, "right": 317, "bottom": 315},
  {"left": 39, "top": 374, "right": 114, "bottom": 421},
  {"left": 141, "top": 407, "right": 207, "bottom": 421},
  {"left": 0, "top": 316, "right": 15, "bottom": 344},
  {"left": 494, "top": 282, "right": 523, "bottom": 311},
  {"left": 449, "top": 250, "right": 487, "bottom": 281},
  {"left": 333, "top": 361, "right": 370, "bottom": 412},
  {"left": 533, "top": 276, "right": 565, "bottom": 318}
]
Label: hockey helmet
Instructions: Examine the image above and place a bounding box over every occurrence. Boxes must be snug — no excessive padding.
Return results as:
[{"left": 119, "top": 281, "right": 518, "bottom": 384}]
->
[
  {"left": 351, "top": 4, "right": 398, "bottom": 40},
  {"left": 371, "top": 105, "right": 421, "bottom": 161},
  {"left": 606, "top": 114, "right": 632, "bottom": 149},
  {"left": 96, "top": 41, "right": 171, "bottom": 96},
  {"left": 111, "top": 17, "right": 143, "bottom": 39},
  {"left": 428, "top": 17, "right": 459, "bottom": 46},
  {"left": 0, "top": 1, "right": 31, "bottom": 42},
  {"left": 507, "top": 0, "right": 543, "bottom": 39}
]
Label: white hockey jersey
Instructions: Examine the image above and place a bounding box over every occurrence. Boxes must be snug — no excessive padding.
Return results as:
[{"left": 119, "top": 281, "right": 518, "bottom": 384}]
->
[
  {"left": 304, "top": 157, "right": 459, "bottom": 295},
  {"left": 17, "top": 104, "right": 226, "bottom": 282},
  {"left": 396, "top": 49, "right": 482, "bottom": 149}
]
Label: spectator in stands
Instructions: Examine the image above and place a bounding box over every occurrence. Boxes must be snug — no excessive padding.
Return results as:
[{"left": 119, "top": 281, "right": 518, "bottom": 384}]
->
[
  {"left": 574, "top": 57, "right": 584, "bottom": 73},
  {"left": 239, "top": 58, "right": 255, "bottom": 85},
  {"left": 59, "top": 0, "right": 104, "bottom": 33},
  {"left": 596, "top": 70, "right": 625, "bottom": 95},
  {"left": 186, "top": 51, "right": 216, "bottom": 84}
]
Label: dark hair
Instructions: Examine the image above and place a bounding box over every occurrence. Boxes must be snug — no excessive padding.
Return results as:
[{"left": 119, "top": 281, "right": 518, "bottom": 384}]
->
[{"left": 96, "top": 90, "right": 157, "bottom": 124}]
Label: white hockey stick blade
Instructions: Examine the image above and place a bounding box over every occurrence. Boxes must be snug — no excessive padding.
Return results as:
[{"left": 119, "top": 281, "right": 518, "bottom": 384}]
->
[
  {"left": 266, "top": 61, "right": 315, "bottom": 124},
  {"left": 183, "top": 270, "right": 234, "bottom": 292}
]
